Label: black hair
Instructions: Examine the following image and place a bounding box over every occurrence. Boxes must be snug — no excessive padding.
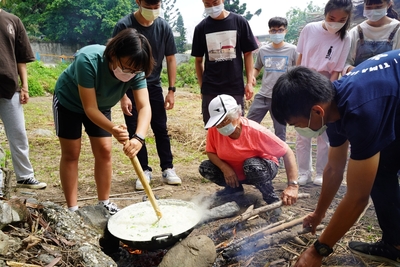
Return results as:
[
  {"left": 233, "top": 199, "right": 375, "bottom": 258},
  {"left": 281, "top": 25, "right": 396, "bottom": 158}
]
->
[
  {"left": 104, "top": 28, "right": 155, "bottom": 78},
  {"left": 140, "top": 0, "right": 161, "bottom": 5},
  {"left": 364, "top": 0, "right": 399, "bottom": 20},
  {"left": 271, "top": 66, "right": 335, "bottom": 125},
  {"left": 268, "top": 17, "right": 288, "bottom": 29},
  {"left": 324, "top": 0, "right": 353, "bottom": 40}
]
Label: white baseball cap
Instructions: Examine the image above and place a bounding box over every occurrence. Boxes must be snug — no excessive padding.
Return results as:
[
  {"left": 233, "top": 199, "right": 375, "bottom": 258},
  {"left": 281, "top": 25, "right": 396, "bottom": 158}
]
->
[{"left": 204, "top": 94, "right": 238, "bottom": 129}]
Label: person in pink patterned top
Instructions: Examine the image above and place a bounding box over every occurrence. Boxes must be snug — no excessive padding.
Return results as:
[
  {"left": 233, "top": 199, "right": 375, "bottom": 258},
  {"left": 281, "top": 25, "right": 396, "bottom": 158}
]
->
[{"left": 199, "top": 94, "right": 299, "bottom": 206}]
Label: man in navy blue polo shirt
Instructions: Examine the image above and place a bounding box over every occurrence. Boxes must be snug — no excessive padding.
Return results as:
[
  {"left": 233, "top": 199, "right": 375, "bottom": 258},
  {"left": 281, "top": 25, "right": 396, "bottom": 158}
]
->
[{"left": 271, "top": 50, "right": 400, "bottom": 267}]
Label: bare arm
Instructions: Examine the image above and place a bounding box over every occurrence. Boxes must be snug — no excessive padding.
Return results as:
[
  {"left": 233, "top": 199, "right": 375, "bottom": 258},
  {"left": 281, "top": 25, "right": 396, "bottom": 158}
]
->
[
  {"left": 252, "top": 68, "right": 261, "bottom": 86},
  {"left": 79, "top": 85, "right": 129, "bottom": 143},
  {"left": 131, "top": 88, "right": 151, "bottom": 138},
  {"left": 281, "top": 146, "right": 299, "bottom": 205},
  {"left": 164, "top": 54, "right": 177, "bottom": 110},
  {"left": 123, "top": 88, "right": 152, "bottom": 158},
  {"left": 194, "top": 57, "right": 204, "bottom": 88},
  {"left": 318, "top": 152, "right": 379, "bottom": 247},
  {"left": 244, "top": 51, "right": 254, "bottom": 100},
  {"left": 296, "top": 53, "right": 303, "bottom": 66},
  {"left": 17, "top": 63, "right": 29, "bottom": 104},
  {"left": 330, "top": 71, "right": 340, "bottom": 82},
  {"left": 207, "top": 152, "right": 240, "bottom": 188}
]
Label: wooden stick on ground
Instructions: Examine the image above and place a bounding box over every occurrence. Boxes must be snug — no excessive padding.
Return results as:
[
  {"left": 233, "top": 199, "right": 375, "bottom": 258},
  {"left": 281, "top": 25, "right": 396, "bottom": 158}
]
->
[{"left": 232, "top": 193, "right": 310, "bottom": 223}]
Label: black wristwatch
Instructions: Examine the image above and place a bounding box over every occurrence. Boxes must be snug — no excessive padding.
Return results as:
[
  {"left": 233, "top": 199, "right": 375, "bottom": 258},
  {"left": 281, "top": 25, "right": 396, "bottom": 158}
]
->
[
  {"left": 168, "top": 86, "right": 176, "bottom": 92},
  {"left": 132, "top": 133, "right": 145, "bottom": 145},
  {"left": 313, "top": 239, "right": 333, "bottom": 256}
]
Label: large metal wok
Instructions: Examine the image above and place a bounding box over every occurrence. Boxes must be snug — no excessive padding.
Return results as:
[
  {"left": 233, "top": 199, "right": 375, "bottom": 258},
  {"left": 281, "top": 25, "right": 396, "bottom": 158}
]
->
[{"left": 107, "top": 199, "right": 202, "bottom": 250}]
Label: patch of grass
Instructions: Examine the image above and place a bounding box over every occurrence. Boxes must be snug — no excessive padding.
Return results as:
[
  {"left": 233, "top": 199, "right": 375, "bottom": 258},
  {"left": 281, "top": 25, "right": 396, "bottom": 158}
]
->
[{"left": 27, "top": 61, "right": 69, "bottom": 96}]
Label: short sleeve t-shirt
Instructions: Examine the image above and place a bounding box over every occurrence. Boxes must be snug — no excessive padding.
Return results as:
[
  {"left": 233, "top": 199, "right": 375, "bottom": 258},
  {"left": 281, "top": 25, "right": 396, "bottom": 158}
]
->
[
  {"left": 327, "top": 50, "right": 400, "bottom": 160},
  {"left": 206, "top": 117, "right": 288, "bottom": 180},
  {"left": 0, "top": 10, "right": 35, "bottom": 99},
  {"left": 54, "top": 45, "right": 147, "bottom": 113},
  {"left": 191, "top": 12, "right": 258, "bottom": 95},
  {"left": 112, "top": 14, "right": 177, "bottom": 87},
  {"left": 297, "top": 21, "right": 350, "bottom": 77},
  {"left": 254, "top": 42, "right": 297, "bottom": 98}
]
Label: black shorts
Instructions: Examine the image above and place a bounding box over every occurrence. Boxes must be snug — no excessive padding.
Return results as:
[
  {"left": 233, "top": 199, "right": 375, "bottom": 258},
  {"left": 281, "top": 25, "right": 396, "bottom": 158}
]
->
[{"left": 53, "top": 95, "right": 112, "bottom": 139}]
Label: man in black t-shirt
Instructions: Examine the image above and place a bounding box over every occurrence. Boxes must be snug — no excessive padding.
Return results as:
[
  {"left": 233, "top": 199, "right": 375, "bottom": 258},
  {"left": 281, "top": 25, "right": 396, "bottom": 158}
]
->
[
  {"left": 191, "top": 0, "right": 259, "bottom": 125},
  {"left": 113, "top": 0, "right": 181, "bottom": 190}
]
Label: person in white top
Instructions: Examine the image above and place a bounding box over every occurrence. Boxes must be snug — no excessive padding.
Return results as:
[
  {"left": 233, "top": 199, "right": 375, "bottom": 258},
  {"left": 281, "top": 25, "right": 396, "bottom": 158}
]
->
[
  {"left": 295, "top": 0, "right": 352, "bottom": 186},
  {"left": 343, "top": 0, "right": 400, "bottom": 75}
]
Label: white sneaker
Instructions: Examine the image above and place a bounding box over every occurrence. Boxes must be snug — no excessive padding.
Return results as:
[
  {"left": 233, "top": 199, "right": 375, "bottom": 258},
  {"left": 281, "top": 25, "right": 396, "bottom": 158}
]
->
[
  {"left": 313, "top": 175, "right": 323, "bottom": 186},
  {"left": 136, "top": 170, "right": 152, "bottom": 191},
  {"left": 298, "top": 173, "right": 312, "bottom": 186},
  {"left": 162, "top": 168, "right": 182, "bottom": 185}
]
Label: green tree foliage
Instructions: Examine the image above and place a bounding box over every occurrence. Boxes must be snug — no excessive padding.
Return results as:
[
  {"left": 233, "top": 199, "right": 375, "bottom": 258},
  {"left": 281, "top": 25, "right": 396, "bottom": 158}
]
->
[
  {"left": 6, "top": 0, "right": 135, "bottom": 45},
  {"left": 162, "top": 0, "right": 180, "bottom": 29},
  {"left": 41, "top": 0, "right": 135, "bottom": 45},
  {"left": 285, "top": 1, "right": 323, "bottom": 44},
  {"left": 224, "top": 0, "right": 261, "bottom": 21},
  {"left": 174, "top": 14, "right": 187, "bottom": 53}
]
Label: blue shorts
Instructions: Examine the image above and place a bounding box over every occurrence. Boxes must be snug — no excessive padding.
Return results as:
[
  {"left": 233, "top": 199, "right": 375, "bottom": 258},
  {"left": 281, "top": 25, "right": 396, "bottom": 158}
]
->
[{"left": 53, "top": 95, "right": 111, "bottom": 139}]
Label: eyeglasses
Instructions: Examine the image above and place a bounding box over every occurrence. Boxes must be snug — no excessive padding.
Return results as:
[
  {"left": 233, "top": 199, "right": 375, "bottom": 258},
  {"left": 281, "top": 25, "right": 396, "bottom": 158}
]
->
[
  {"left": 118, "top": 58, "right": 142, "bottom": 74},
  {"left": 269, "top": 28, "right": 286, "bottom": 34}
]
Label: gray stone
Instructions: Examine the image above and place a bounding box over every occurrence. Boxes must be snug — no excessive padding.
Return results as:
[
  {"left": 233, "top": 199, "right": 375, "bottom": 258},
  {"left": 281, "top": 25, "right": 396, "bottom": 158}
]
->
[
  {"left": 0, "top": 231, "right": 9, "bottom": 256},
  {"left": 0, "top": 199, "right": 28, "bottom": 230},
  {"left": 37, "top": 254, "right": 56, "bottom": 265},
  {"left": 159, "top": 235, "right": 216, "bottom": 267},
  {"left": 76, "top": 205, "right": 109, "bottom": 235},
  {"left": 41, "top": 202, "right": 116, "bottom": 267},
  {"left": 200, "top": 201, "right": 240, "bottom": 223}
]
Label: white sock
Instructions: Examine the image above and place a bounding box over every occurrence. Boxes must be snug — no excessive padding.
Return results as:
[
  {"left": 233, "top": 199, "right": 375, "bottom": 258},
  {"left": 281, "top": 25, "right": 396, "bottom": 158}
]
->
[
  {"left": 68, "top": 205, "right": 79, "bottom": 212},
  {"left": 98, "top": 199, "right": 110, "bottom": 205}
]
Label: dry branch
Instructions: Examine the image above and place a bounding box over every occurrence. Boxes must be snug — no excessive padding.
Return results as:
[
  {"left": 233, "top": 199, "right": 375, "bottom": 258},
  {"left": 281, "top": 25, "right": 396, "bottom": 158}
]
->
[{"left": 232, "top": 193, "right": 310, "bottom": 223}]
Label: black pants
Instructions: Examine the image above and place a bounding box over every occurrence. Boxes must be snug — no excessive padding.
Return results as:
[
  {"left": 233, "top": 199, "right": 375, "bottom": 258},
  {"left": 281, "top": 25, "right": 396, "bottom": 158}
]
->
[
  {"left": 125, "top": 86, "right": 173, "bottom": 171},
  {"left": 370, "top": 136, "right": 400, "bottom": 246},
  {"left": 199, "top": 157, "right": 279, "bottom": 204}
]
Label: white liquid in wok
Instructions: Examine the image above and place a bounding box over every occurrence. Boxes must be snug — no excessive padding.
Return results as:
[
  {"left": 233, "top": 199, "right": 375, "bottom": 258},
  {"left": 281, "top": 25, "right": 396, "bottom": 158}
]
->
[{"left": 108, "top": 199, "right": 201, "bottom": 242}]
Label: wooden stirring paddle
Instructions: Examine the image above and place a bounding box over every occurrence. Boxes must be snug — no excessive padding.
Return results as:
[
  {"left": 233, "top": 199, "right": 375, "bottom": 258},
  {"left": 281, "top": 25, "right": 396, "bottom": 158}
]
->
[{"left": 130, "top": 156, "right": 162, "bottom": 220}]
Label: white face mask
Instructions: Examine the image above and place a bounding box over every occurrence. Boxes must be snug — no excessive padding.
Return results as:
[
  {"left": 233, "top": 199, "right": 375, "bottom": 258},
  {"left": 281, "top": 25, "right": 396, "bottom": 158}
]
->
[
  {"left": 113, "top": 66, "right": 136, "bottom": 82},
  {"left": 204, "top": 3, "right": 224, "bottom": 19},
  {"left": 217, "top": 122, "right": 236, "bottom": 136},
  {"left": 324, "top": 21, "right": 346, "bottom": 34},
  {"left": 363, "top": 8, "right": 387, "bottom": 22},
  {"left": 294, "top": 113, "right": 327, "bottom": 138},
  {"left": 270, "top": 33, "right": 285, "bottom": 44},
  {"left": 141, "top": 6, "right": 160, "bottom": 21}
]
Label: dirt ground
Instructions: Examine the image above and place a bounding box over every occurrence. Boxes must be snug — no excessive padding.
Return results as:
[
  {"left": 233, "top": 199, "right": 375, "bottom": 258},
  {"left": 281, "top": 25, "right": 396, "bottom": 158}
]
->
[{"left": 0, "top": 90, "right": 389, "bottom": 266}]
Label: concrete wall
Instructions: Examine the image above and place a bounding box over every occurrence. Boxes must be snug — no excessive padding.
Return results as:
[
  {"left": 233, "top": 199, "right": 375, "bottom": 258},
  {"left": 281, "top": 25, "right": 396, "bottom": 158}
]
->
[
  {"left": 30, "top": 42, "right": 81, "bottom": 64},
  {"left": 30, "top": 42, "right": 191, "bottom": 65}
]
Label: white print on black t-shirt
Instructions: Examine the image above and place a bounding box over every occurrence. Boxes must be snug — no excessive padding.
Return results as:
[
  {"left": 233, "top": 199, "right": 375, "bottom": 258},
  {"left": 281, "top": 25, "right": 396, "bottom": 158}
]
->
[
  {"left": 206, "top": 30, "right": 237, "bottom": 62},
  {"left": 347, "top": 53, "right": 395, "bottom": 77},
  {"left": 263, "top": 56, "right": 289, "bottom": 72}
]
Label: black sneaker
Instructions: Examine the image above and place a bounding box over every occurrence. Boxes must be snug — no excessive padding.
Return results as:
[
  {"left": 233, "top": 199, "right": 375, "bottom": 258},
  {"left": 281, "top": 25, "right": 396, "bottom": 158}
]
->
[
  {"left": 103, "top": 202, "right": 120, "bottom": 215},
  {"left": 16, "top": 177, "right": 47, "bottom": 189},
  {"left": 348, "top": 240, "right": 400, "bottom": 266},
  {"left": 214, "top": 185, "right": 244, "bottom": 198}
]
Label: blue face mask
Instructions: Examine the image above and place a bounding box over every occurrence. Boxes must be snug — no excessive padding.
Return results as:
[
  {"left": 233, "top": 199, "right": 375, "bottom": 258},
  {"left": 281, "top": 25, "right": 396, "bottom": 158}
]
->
[
  {"left": 294, "top": 113, "right": 327, "bottom": 138},
  {"left": 217, "top": 122, "right": 236, "bottom": 136},
  {"left": 270, "top": 33, "right": 285, "bottom": 44}
]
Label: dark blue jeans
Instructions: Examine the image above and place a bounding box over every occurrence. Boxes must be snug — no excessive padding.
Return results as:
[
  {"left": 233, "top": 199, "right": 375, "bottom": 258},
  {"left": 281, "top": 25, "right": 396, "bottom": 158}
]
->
[
  {"left": 371, "top": 136, "right": 400, "bottom": 246},
  {"left": 125, "top": 86, "right": 173, "bottom": 171},
  {"left": 199, "top": 157, "right": 279, "bottom": 204}
]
